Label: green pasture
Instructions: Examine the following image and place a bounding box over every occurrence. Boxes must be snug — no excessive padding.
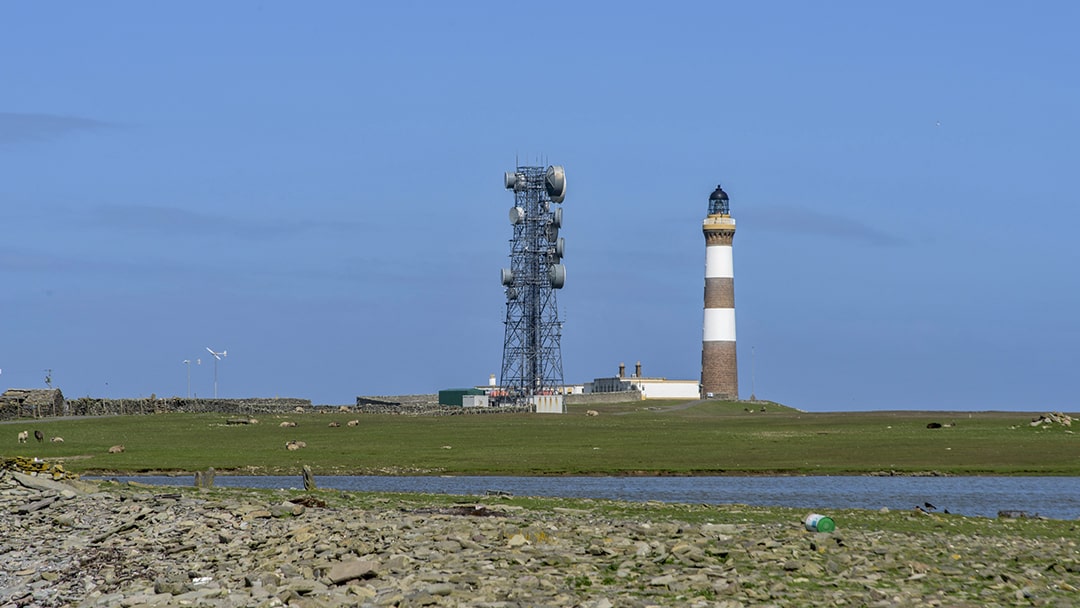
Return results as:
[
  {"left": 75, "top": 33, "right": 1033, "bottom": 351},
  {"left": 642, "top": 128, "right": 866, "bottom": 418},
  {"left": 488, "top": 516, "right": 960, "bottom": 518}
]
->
[{"left": 4, "top": 400, "right": 1078, "bottom": 476}]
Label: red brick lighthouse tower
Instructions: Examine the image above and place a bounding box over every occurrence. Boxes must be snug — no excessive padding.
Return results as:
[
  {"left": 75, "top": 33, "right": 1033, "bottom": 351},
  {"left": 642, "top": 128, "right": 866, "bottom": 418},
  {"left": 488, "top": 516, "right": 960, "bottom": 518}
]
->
[{"left": 701, "top": 184, "right": 738, "bottom": 400}]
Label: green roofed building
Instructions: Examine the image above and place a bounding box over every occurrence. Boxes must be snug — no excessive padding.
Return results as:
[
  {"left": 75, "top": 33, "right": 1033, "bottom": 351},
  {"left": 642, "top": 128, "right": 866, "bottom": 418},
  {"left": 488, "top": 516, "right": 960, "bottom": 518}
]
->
[{"left": 438, "top": 388, "right": 485, "bottom": 407}]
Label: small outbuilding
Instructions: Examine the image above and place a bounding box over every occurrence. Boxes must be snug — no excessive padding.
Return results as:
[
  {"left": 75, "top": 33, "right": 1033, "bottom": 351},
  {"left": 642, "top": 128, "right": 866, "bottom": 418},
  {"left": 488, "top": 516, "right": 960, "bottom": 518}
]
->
[
  {"left": 438, "top": 388, "right": 485, "bottom": 407},
  {"left": 0, "top": 388, "right": 66, "bottom": 420}
]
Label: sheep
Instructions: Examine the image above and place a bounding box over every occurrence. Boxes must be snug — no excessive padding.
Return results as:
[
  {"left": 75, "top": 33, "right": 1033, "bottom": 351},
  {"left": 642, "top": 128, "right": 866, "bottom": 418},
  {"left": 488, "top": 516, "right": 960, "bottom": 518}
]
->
[
  {"left": 50, "top": 436, "right": 64, "bottom": 443},
  {"left": 17, "top": 430, "right": 28, "bottom": 443},
  {"left": 279, "top": 421, "right": 297, "bottom": 428},
  {"left": 346, "top": 419, "right": 360, "bottom": 427},
  {"left": 586, "top": 410, "right": 599, "bottom": 417},
  {"left": 328, "top": 421, "right": 340, "bottom": 428},
  {"left": 285, "top": 440, "right": 307, "bottom": 451},
  {"left": 294, "top": 406, "right": 305, "bottom": 414},
  {"left": 34, "top": 430, "right": 44, "bottom": 443},
  {"left": 108, "top": 444, "right": 125, "bottom": 454}
]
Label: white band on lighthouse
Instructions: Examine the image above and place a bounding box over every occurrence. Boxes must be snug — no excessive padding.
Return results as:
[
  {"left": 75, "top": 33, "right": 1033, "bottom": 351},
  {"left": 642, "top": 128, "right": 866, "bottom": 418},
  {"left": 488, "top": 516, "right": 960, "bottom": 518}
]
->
[
  {"left": 705, "top": 245, "right": 734, "bottom": 279},
  {"left": 703, "top": 308, "right": 737, "bottom": 342}
]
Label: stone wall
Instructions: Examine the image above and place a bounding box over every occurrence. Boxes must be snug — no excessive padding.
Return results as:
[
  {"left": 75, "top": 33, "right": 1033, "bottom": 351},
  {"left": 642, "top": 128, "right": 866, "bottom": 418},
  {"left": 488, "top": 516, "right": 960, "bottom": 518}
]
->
[
  {"left": 0, "top": 389, "right": 65, "bottom": 420},
  {"left": 52, "top": 397, "right": 311, "bottom": 419},
  {"left": 565, "top": 390, "right": 642, "bottom": 406},
  {"left": 354, "top": 395, "right": 532, "bottom": 416}
]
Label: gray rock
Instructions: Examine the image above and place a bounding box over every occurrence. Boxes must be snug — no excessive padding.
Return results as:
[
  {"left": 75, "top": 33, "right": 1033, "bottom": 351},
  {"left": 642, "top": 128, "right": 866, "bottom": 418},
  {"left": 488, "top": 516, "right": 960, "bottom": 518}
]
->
[{"left": 327, "top": 559, "right": 378, "bottom": 584}]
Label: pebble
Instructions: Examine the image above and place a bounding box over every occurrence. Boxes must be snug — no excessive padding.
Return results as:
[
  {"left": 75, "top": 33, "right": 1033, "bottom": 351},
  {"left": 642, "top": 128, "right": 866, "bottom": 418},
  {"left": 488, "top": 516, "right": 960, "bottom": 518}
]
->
[{"left": 2, "top": 470, "right": 1080, "bottom": 606}]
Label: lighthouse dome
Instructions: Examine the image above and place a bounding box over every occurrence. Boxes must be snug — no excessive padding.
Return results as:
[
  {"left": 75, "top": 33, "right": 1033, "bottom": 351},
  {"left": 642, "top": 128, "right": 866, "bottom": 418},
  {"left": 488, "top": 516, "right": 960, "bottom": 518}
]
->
[{"left": 708, "top": 184, "right": 730, "bottom": 215}]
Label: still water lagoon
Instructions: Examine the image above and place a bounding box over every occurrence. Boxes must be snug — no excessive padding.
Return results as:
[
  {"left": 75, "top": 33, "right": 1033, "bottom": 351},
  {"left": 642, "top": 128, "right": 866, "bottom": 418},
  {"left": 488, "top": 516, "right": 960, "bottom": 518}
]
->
[{"left": 97, "top": 475, "right": 1080, "bottom": 520}]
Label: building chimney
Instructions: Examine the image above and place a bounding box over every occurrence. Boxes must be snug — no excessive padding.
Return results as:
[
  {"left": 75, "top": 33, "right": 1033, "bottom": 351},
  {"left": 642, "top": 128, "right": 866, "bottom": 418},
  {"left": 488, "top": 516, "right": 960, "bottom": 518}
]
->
[
  {"left": 618, "top": 362, "right": 625, "bottom": 378},
  {"left": 635, "top": 361, "right": 642, "bottom": 378}
]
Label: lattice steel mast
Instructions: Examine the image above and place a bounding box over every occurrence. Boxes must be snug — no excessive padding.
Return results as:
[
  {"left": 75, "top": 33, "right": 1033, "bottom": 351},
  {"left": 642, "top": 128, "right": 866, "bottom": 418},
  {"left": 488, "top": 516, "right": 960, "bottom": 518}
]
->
[{"left": 499, "top": 165, "right": 567, "bottom": 403}]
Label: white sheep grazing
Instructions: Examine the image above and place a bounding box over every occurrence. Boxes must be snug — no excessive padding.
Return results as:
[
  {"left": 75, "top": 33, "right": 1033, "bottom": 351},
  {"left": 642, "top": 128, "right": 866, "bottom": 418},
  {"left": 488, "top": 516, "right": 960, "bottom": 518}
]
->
[
  {"left": 279, "top": 421, "right": 297, "bottom": 428},
  {"left": 50, "top": 436, "right": 64, "bottom": 443},
  {"left": 586, "top": 410, "right": 600, "bottom": 417},
  {"left": 17, "top": 430, "right": 28, "bottom": 443},
  {"left": 108, "top": 444, "right": 125, "bottom": 454},
  {"left": 347, "top": 419, "right": 360, "bottom": 427},
  {"left": 286, "top": 441, "right": 301, "bottom": 451}
]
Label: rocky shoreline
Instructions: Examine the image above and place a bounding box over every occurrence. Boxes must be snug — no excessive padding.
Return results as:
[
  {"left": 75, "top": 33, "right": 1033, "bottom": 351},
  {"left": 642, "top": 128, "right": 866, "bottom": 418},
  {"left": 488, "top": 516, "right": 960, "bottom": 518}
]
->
[{"left": 3, "top": 470, "right": 1079, "bottom": 607}]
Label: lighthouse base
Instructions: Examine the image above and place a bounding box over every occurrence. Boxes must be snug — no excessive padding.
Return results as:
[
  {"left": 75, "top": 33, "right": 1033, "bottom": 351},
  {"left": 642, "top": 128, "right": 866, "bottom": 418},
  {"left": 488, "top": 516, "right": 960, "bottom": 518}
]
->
[{"left": 701, "top": 341, "right": 738, "bottom": 400}]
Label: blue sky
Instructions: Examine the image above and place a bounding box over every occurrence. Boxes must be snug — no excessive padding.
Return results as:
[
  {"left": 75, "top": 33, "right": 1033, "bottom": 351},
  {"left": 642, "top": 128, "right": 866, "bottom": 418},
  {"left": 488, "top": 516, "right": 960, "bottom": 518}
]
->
[{"left": 1, "top": 2, "right": 1077, "bottom": 410}]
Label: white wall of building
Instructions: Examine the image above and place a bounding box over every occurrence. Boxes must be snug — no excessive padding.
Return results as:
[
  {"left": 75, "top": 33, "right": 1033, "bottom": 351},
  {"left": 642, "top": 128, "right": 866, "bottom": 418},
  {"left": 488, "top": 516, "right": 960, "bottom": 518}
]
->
[{"left": 635, "top": 379, "right": 700, "bottom": 400}]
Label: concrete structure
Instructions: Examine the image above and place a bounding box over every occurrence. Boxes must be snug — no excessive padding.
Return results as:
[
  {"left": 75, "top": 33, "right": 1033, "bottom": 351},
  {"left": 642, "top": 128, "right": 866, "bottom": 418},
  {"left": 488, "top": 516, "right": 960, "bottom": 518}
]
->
[
  {"left": 530, "top": 394, "right": 565, "bottom": 413},
  {"left": 584, "top": 362, "right": 700, "bottom": 400},
  {"left": 701, "top": 184, "right": 738, "bottom": 399},
  {"left": 462, "top": 394, "right": 490, "bottom": 408}
]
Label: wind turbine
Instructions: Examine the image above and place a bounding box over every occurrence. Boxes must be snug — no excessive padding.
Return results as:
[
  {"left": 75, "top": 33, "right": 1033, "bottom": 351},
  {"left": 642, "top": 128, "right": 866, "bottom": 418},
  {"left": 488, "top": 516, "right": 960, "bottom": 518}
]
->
[
  {"left": 183, "top": 358, "right": 202, "bottom": 398},
  {"left": 206, "top": 348, "right": 227, "bottom": 398}
]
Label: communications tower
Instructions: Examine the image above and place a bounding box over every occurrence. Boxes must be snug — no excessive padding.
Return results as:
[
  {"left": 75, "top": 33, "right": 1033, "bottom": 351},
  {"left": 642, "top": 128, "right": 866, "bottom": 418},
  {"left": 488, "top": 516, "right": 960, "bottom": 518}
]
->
[
  {"left": 701, "top": 184, "right": 738, "bottom": 399},
  {"left": 499, "top": 164, "right": 567, "bottom": 410}
]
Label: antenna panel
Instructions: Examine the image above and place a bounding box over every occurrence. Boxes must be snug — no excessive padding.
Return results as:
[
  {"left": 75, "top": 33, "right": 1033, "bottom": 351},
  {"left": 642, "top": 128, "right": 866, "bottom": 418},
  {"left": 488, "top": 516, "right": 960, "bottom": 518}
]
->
[
  {"left": 548, "top": 264, "right": 566, "bottom": 289},
  {"left": 546, "top": 224, "right": 559, "bottom": 242},
  {"left": 545, "top": 165, "right": 566, "bottom": 203}
]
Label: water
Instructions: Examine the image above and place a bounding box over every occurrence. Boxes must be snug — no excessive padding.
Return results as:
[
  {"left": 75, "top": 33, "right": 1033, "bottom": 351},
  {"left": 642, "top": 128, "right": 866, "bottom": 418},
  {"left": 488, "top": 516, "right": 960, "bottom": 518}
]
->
[{"left": 93, "top": 475, "right": 1080, "bottom": 520}]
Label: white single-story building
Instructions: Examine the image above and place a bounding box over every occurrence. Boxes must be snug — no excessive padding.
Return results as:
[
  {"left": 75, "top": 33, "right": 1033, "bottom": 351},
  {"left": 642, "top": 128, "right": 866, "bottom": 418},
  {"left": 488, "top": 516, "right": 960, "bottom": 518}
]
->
[{"left": 583, "top": 361, "right": 700, "bottom": 400}]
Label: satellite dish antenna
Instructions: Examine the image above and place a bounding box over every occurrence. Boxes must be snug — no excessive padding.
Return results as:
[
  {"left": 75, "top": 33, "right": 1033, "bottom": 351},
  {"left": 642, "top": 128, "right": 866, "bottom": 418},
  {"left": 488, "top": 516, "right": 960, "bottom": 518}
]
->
[
  {"left": 206, "top": 347, "right": 227, "bottom": 398},
  {"left": 544, "top": 165, "right": 566, "bottom": 203},
  {"left": 500, "top": 268, "right": 515, "bottom": 286},
  {"left": 555, "top": 237, "right": 565, "bottom": 259},
  {"left": 546, "top": 224, "right": 559, "bottom": 242},
  {"left": 548, "top": 264, "right": 566, "bottom": 289},
  {"left": 504, "top": 171, "right": 526, "bottom": 191},
  {"left": 509, "top": 206, "right": 525, "bottom": 224},
  {"left": 551, "top": 207, "right": 563, "bottom": 228}
]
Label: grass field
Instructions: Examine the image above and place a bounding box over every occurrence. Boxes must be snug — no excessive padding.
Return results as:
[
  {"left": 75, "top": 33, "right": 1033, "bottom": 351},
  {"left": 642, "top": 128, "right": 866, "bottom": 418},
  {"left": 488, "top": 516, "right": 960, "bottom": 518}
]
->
[{"left": 4, "top": 400, "right": 1079, "bottom": 476}]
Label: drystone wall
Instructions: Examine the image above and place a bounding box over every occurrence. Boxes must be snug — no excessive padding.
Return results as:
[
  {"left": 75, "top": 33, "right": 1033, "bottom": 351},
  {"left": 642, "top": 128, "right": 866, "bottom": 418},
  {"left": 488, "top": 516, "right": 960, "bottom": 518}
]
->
[
  {"left": 354, "top": 395, "right": 533, "bottom": 416},
  {"left": 0, "top": 389, "right": 66, "bottom": 420},
  {"left": 56, "top": 398, "right": 313, "bottom": 418},
  {"left": 565, "top": 390, "right": 643, "bottom": 405}
]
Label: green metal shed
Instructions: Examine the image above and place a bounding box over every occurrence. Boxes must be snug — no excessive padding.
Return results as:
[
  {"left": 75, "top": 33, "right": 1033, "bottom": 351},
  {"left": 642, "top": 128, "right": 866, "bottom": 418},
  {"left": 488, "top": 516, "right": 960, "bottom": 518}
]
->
[{"left": 438, "top": 388, "right": 485, "bottom": 406}]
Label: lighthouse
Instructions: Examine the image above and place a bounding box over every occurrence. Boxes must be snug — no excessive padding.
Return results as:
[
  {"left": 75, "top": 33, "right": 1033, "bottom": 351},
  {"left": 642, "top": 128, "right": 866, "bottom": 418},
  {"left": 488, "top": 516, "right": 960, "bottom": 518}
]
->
[{"left": 701, "top": 184, "right": 738, "bottom": 400}]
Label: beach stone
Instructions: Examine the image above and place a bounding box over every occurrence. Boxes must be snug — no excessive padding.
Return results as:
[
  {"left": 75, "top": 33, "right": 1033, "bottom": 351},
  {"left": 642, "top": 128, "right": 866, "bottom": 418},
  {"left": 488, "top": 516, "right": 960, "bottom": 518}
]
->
[
  {"left": 2, "top": 470, "right": 1080, "bottom": 607},
  {"left": 327, "top": 559, "right": 378, "bottom": 584}
]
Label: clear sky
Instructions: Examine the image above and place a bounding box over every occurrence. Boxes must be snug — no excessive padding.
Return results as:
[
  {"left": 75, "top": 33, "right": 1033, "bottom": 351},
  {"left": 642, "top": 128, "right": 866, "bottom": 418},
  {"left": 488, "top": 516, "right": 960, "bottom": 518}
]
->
[{"left": 2, "top": 2, "right": 1077, "bottom": 411}]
